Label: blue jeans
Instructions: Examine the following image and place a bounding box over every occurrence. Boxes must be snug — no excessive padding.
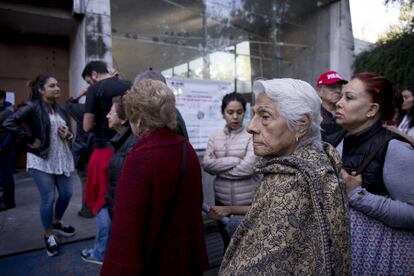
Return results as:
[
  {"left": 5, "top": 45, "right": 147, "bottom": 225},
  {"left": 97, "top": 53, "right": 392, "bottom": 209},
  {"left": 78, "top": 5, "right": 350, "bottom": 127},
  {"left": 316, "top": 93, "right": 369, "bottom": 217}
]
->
[
  {"left": 29, "top": 168, "right": 73, "bottom": 230},
  {"left": 91, "top": 207, "right": 111, "bottom": 261}
]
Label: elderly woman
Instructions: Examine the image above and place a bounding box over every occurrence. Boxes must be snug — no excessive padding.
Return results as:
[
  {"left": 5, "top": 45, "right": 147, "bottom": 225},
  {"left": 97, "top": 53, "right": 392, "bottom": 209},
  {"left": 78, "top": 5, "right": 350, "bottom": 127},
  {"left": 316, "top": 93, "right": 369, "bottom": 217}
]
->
[
  {"left": 332, "top": 72, "right": 414, "bottom": 274},
  {"left": 219, "top": 78, "right": 350, "bottom": 275},
  {"left": 100, "top": 79, "right": 207, "bottom": 275},
  {"left": 80, "top": 96, "right": 138, "bottom": 265}
]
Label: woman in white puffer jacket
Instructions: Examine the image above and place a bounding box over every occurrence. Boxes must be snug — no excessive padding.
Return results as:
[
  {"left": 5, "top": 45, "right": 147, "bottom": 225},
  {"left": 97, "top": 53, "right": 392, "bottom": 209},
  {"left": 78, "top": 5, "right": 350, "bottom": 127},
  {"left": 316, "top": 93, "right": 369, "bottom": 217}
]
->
[{"left": 202, "top": 92, "right": 259, "bottom": 249}]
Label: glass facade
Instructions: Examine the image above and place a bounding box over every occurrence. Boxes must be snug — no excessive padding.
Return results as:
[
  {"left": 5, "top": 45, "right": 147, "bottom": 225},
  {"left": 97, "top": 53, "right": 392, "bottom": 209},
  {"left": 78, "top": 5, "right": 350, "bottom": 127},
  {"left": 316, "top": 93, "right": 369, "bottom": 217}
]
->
[{"left": 111, "top": 0, "right": 337, "bottom": 92}]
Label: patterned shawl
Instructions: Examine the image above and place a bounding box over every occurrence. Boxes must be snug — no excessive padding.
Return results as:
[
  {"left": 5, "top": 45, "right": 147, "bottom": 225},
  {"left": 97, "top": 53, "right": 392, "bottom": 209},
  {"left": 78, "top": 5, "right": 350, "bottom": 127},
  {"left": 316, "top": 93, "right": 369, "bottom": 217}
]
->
[{"left": 219, "top": 143, "right": 350, "bottom": 275}]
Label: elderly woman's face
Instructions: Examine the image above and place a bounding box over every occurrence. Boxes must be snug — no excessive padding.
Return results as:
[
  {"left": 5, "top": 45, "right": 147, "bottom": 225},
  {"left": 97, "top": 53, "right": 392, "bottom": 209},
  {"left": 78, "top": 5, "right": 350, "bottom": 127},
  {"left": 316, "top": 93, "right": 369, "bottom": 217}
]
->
[
  {"left": 247, "top": 93, "right": 297, "bottom": 159},
  {"left": 335, "top": 78, "right": 377, "bottom": 134}
]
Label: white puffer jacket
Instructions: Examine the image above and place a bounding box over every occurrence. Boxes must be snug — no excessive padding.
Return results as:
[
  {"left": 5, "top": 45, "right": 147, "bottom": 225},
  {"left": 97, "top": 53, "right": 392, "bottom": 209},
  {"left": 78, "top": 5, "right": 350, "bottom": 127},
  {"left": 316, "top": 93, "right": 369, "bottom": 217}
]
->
[{"left": 202, "top": 126, "right": 259, "bottom": 206}]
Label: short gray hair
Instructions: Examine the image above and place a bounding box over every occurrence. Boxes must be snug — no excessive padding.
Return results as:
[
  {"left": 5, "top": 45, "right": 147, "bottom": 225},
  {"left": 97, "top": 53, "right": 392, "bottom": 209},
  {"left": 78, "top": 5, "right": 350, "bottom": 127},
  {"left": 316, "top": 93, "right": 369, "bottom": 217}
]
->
[{"left": 253, "top": 78, "right": 322, "bottom": 148}]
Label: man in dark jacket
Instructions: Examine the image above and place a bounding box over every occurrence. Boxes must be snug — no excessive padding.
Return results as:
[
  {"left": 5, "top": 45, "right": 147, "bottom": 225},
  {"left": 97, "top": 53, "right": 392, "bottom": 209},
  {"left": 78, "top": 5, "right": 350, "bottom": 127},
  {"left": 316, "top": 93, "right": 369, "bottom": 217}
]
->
[{"left": 65, "top": 91, "right": 94, "bottom": 218}]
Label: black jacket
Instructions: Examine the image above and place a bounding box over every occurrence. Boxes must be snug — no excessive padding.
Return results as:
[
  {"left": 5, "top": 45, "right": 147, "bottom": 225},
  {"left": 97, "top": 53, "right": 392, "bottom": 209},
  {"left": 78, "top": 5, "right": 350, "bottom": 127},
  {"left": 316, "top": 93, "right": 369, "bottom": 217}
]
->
[
  {"left": 3, "top": 99, "right": 71, "bottom": 159},
  {"left": 106, "top": 126, "right": 138, "bottom": 218},
  {"left": 329, "top": 121, "right": 405, "bottom": 195}
]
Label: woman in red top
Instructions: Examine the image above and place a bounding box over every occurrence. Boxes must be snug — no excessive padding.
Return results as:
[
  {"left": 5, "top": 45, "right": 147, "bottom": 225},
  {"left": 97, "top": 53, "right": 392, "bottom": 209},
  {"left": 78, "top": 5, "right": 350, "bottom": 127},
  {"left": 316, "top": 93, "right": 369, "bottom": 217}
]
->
[{"left": 101, "top": 79, "right": 208, "bottom": 275}]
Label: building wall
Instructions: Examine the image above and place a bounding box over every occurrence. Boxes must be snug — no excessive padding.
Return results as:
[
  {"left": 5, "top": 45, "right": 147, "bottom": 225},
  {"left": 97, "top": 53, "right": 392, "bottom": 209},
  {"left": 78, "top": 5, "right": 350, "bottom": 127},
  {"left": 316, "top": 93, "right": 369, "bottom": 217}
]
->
[
  {"left": 0, "top": 33, "right": 69, "bottom": 106},
  {"left": 250, "top": 0, "right": 354, "bottom": 87}
]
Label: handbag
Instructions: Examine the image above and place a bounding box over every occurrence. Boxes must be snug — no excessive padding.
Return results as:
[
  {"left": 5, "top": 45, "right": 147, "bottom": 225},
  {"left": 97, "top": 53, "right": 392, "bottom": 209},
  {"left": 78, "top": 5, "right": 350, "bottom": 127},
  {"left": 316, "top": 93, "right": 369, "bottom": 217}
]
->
[{"left": 350, "top": 208, "right": 414, "bottom": 274}]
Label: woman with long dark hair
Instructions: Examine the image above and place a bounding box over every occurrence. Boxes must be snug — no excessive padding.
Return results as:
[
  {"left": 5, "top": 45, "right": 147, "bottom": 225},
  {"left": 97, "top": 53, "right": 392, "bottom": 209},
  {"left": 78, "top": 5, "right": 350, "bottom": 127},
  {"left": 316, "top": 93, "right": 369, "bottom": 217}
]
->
[
  {"left": 385, "top": 86, "right": 414, "bottom": 145},
  {"left": 3, "top": 74, "right": 75, "bottom": 257}
]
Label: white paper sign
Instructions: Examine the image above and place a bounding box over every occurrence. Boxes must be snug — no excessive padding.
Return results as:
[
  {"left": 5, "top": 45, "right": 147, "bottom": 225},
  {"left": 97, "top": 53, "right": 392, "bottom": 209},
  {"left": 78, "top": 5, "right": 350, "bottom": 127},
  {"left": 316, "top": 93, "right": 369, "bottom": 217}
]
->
[
  {"left": 6, "top": 92, "right": 15, "bottom": 105},
  {"left": 167, "top": 77, "right": 232, "bottom": 150}
]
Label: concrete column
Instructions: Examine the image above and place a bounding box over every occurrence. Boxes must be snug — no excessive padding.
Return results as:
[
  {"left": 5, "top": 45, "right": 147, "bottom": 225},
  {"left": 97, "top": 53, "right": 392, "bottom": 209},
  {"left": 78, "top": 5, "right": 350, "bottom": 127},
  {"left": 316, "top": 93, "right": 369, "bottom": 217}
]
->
[
  {"left": 69, "top": 18, "right": 87, "bottom": 98},
  {"left": 84, "top": 0, "right": 113, "bottom": 67},
  {"left": 329, "top": 0, "right": 354, "bottom": 79},
  {"left": 68, "top": 0, "right": 113, "bottom": 98}
]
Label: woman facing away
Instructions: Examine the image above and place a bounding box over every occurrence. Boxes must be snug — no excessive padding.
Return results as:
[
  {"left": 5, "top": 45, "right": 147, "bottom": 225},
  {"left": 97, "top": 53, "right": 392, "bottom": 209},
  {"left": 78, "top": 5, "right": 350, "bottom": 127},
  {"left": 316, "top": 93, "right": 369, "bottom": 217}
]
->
[
  {"left": 100, "top": 79, "right": 208, "bottom": 275},
  {"left": 219, "top": 79, "right": 350, "bottom": 275},
  {"left": 331, "top": 72, "right": 414, "bottom": 274},
  {"left": 3, "top": 74, "right": 75, "bottom": 257},
  {"left": 202, "top": 92, "right": 259, "bottom": 247}
]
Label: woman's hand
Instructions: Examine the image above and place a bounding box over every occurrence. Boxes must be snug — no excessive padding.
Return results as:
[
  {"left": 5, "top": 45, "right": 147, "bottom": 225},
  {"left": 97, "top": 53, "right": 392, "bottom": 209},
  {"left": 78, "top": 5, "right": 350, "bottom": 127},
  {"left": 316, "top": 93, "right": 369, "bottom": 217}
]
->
[
  {"left": 28, "top": 138, "right": 41, "bottom": 149},
  {"left": 207, "top": 206, "right": 232, "bottom": 220},
  {"left": 383, "top": 124, "right": 400, "bottom": 134},
  {"left": 58, "top": 125, "right": 72, "bottom": 140},
  {"left": 340, "top": 169, "right": 362, "bottom": 193}
]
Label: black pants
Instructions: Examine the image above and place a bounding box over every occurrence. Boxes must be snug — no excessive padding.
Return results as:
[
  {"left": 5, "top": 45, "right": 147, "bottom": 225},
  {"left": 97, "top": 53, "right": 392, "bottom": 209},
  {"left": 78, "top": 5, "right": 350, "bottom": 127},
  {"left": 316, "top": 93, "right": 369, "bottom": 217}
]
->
[
  {"left": 215, "top": 200, "right": 231, "bottom": 252},
  {"left": 0, "top": 150, "right": 15, "bottom": 206}
]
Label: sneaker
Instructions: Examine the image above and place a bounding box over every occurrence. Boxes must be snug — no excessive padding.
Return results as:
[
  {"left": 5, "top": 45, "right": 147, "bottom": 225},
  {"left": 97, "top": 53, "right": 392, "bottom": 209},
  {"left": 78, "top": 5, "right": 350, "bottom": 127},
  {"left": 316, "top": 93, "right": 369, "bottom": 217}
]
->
[
  {"left": 44, "top": 235, "right": 59, "bottom": 257},
  {"left": 53, "top": 222, "right": 75, "bottom": 237},
  {"left": 80, "top": 249, "right": 103, "bottom": 265},
  {"left": 78, "top": 208, "right": 95, "bottom": 218}
]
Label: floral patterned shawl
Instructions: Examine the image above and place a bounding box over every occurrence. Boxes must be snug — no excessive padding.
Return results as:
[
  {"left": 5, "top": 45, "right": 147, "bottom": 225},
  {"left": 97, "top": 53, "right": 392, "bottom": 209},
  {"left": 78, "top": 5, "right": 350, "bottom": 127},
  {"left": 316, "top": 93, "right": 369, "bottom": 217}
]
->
[{"left": 219, "top": 143, "right": 350, "bottom": 275}]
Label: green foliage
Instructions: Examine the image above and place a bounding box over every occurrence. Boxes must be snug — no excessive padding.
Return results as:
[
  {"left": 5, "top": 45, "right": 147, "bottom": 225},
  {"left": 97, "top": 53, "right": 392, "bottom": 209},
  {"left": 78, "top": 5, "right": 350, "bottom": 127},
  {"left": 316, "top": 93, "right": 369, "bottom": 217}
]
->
[
  {"left": 383, "top": 0, "right": 414, "bottom": 35},
  {"left": 378, "top": 1, "right": 414, "bottom": 44},
  {"left": 353, "top": 33, "right": 414, "bottom": 89}
]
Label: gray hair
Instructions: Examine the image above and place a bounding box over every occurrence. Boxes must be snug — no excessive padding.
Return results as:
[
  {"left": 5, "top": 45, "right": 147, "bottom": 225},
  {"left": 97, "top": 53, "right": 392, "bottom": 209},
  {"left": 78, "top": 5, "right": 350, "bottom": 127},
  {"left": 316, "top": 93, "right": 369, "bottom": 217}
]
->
[
  {"left": 134, "top": 70, "right": 166, "bottom": 84},
  {"left": 253, "top": 78, "right": 322, "bottom": 149}
]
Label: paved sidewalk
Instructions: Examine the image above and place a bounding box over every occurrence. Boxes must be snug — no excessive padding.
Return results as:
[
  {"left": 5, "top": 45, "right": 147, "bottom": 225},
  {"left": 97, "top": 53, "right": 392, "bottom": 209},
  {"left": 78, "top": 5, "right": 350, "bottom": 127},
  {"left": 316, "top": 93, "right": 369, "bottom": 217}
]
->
[
  {"left": 0, "top": 171, "right": 96, "bottom": 256},
  {"left": 0, "top": 170, "right": 224, "bottom": 275}
]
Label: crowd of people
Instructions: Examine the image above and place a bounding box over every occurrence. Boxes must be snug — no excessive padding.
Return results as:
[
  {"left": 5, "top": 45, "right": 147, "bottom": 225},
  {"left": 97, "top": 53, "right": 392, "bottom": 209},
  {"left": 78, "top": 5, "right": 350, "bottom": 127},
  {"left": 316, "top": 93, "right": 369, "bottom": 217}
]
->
[{"left": 0, "top": 62, "right": 413, "bottom": 275}]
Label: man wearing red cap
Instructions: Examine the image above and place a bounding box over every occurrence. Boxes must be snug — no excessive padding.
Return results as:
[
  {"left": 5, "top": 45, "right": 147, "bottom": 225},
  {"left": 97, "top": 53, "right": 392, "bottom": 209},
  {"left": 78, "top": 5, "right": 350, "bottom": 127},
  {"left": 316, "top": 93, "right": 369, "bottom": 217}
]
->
[{"left": 316, "top": 70, "right": 348, "bottom": 141}]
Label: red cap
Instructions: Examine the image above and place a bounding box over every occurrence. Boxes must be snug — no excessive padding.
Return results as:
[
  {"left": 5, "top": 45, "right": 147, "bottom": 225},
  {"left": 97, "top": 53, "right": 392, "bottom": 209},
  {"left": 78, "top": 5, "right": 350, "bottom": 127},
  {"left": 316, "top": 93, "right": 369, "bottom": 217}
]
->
[{"left": 316, "top": 70, "right": 348, "bottom": 87}]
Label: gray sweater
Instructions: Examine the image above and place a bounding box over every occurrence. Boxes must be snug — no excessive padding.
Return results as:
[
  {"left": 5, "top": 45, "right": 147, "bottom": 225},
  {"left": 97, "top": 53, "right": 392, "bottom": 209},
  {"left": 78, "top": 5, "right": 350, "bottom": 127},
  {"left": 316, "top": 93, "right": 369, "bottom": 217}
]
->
[{"left": 345, "top": 139, "right": 414, "bottom": 229}]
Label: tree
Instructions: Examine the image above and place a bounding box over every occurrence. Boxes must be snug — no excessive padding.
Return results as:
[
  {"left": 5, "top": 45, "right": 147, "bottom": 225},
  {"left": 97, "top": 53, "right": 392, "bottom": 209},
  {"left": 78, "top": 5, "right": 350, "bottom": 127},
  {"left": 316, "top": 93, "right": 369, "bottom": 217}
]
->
[
  {"left": 353, "top": 1, "right": 414, "bottom": 89},
  {"left": 377, "top": 1, "right": 414, "bottom": 43}
]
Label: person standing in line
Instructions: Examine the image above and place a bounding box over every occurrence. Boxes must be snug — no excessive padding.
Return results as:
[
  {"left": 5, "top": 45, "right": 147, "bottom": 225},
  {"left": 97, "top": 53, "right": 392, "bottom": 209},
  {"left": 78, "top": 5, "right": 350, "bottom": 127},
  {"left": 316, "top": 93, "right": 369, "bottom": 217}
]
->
[
  {"left": 331, "top": 72, "right": 414, "bottom": 274},
  {"left": 0, "top": 90, "right": 16, "bottom": 211},
  {"left": 219, "top": 79, "right": 350, "bottom": 274},
  {"left": 202, "top": 92, "right": 259, "bottom": 248},
  {"left": 80, "top": 96, "right": 137, "bottom": 265},
  {"left": 3, "top": 74, "right": 76, "bottom": 257},
  {"left": 384, "top": 85, "right": 414, "bottom": 145},
  {"left": 81, "top": 61, "right": 131, "bottom": 240},
  {"left": 316, "top": 70, "right": 348, "bottom": 142},
  {"left": 65, "top": 90, "right": 95, "bottom": 218},
  {"left": 101, "top": 80, "right": 207, "bottom": 275},
  {"left": 134, "top": 69, "right": 189, "bottom": 140}
]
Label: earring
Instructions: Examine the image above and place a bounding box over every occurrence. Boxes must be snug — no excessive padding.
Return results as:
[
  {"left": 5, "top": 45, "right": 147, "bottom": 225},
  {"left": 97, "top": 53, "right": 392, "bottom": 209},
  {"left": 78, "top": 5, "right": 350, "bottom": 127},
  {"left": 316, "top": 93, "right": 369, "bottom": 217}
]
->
[{"left": 295, "top": 136, "right": 299, "bottom": 142}]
